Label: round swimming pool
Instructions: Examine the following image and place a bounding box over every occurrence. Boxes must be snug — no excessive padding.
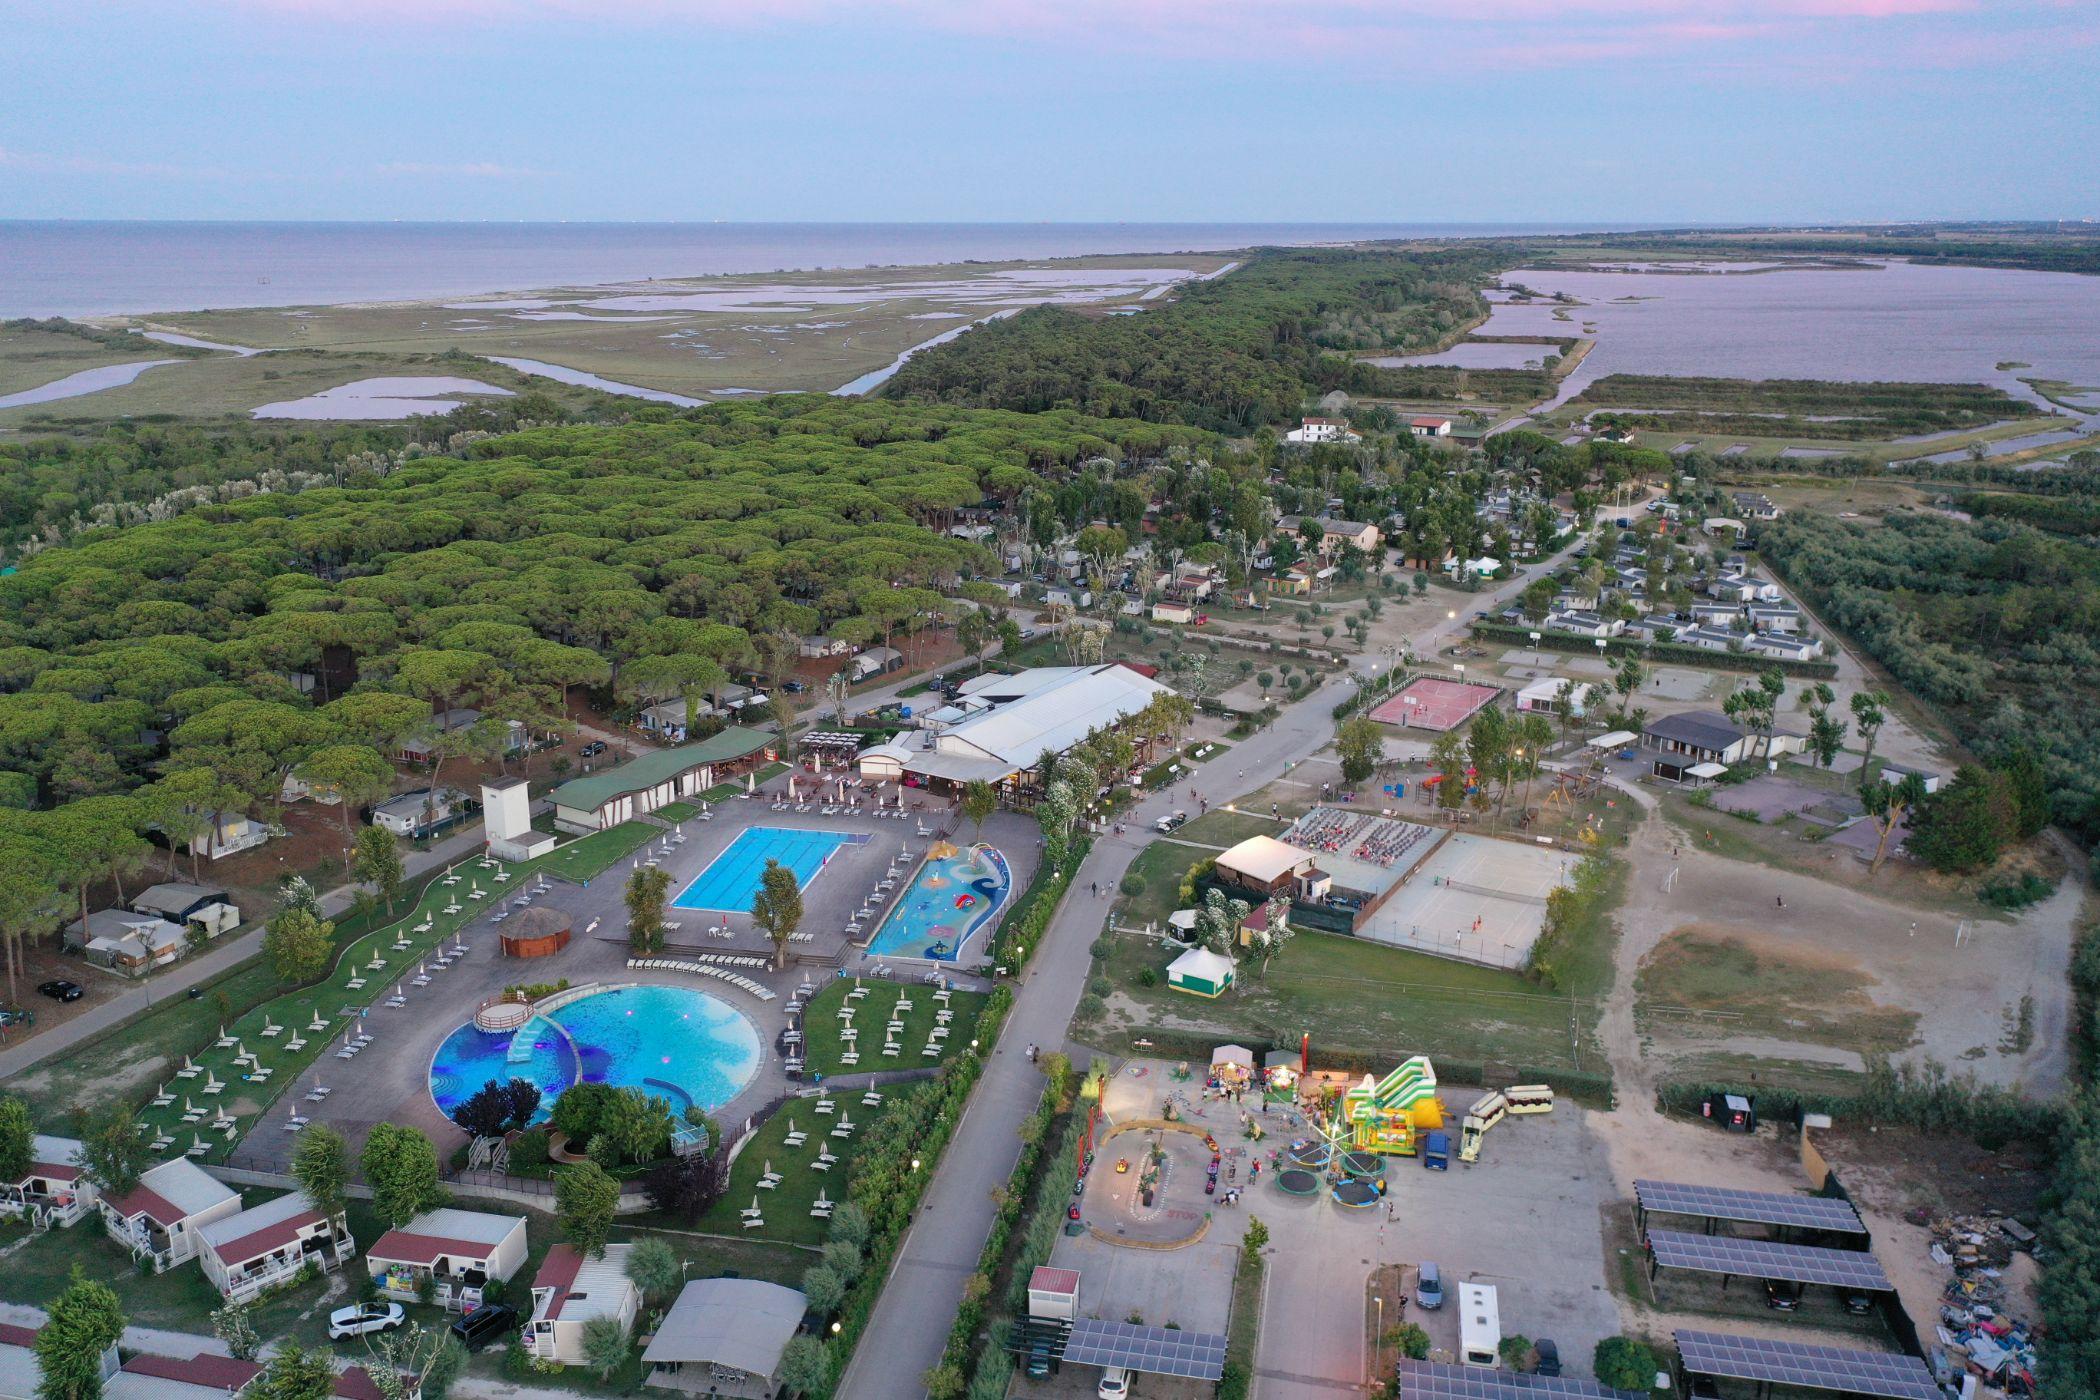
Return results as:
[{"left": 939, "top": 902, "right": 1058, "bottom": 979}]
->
[{"left": 429, "top": 984, "right": 761, "bottom": 1124}]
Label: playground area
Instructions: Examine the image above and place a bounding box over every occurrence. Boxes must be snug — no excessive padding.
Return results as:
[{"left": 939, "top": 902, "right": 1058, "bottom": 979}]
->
[
  {"left": 1368, "top": 675, "right": 1502, "bottom": 731},
  {"left": 1082, "top": 1118, "right": 1231, "bottom": 1246},
  {"left": 1355, "top": 833, "right": 1579, "bottom": 969}
]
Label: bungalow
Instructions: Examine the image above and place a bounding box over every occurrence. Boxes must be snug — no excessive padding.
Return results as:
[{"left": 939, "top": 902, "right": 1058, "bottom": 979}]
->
[
  {"left": 367, "top": 1207, "right": 528, "bottom": 1308},
  {"left": 1706, "top": 575, "right": 1760, "bottom": 605},
  {"left": 1, "top": 1135, "right": 96, "bottom": 1228},
  {"left": 1743, "top": 632, "right": 1825, "bottom": 662},
  {"left": 1689, "top": 602, "right": 1742, "bottom": 626},
  {"left": 107, "top": 1352, "right": 262, "bottom": 1400},
  {"left": 848, "top": 646, "right": 904, "bottom": 682},
  {"left": 370, "top": 787, "right": 472, "bottom": 838},
  {"left": 1409, "top": 415, "right": 1454, "bottom": 438},
  {"left": 526, "top": 1243, "right": 642, "bottom": 1366},
  {"left": 642, "top": 1279, "right": 808, "bottom": 1400},
  {"left": 1748, "top": 604, "right": 1803, "bottom": 633},
  {"left": 0, "top": 1321, "right": 114, "bottom": 1400},
  {"left": 1676, "top": 625, "right": 1746, "bottom": 654},
  {"left": 187, "top": 810, "right": 275, "bottom": 862},
  {"left": 1167, "top": 946, "right": 1236, "bottom": 998},
  {"left": 1150, "top": 601, "right": 1195, "bottom": 625},
  {"left": 1624, "top": 616, "right": 1681, "bottom": 644},
  {"left": 100, "top": 1157, "right": 241, "bottom": 1271},
  {"left": 1515, "top": 679, "right": 1605, "bottom": 716},
  {"left": 1277, "top": 515, "right": 1382, "bottom": 558},
  {"left": 1441, "top": 555, "right": 1501, "bottom": 580},
  {"left": 639, "top": 701, "right": 701, "bottom": 743},
  {"left": 1732, "top": 490, "right": 1782, "bottom": 521},
  {"left": 1265, "top": 568, "right": 1313, "bottom": 597},
  {"left": 200, "top": 1191, "right": 356, "bottom": 1304},
  {"left": 1166, "top": 565, "right": 1222, "bottom": 602},
  {"left": 1283, "top": 417, "right": 1362, "bottom": 445},
  {"left": 132, "top": 883, "right": 238, "bottom": 934},
  {"left": 399, "top": 709, "right": 528, "bottom": 763},
  {"left": 549, "top": 727, "right": 776, "bottom": 834},
  {"left": 1214, "top": 835, "right": 1318, "bottom": 898},
  {"left": 1550, "top": 611, "right": 1623, "bottom": 639},
  {"left": 1879, "top": 762, "right": 1943, "bottom": 795},
  {"left": 63, "top": 909, "right": 187, "bottom": 974},
  {"left": 1449, "top": 421, "right": 1492, "bottom": 447}
]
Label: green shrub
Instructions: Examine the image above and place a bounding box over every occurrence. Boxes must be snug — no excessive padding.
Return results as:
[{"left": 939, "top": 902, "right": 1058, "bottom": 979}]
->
[
  {"left": 1593, "top": 1337, "right": 1657, "bottom": 1392},
  {"left": 1119, "top": 872, "right": 1147, "bottom": 896}
]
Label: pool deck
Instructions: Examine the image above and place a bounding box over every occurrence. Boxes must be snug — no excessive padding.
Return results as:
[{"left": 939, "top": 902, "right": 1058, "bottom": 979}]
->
[{"left": 229, "top": 789, "right": 1037, "bottom": 1174}]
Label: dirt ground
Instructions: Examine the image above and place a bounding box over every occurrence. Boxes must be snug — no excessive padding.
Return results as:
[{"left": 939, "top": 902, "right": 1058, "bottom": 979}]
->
[{"left": 1612, "top": 794, "right": 2075, "bottom": 1096}]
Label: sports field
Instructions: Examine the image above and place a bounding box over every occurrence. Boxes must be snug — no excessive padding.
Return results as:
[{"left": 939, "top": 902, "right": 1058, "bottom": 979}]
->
[
  {"left": 1368, "top": 676, "right": 1501, "bottom": 731},
  {"left": 1356, "top": 834, "right": 1578, "bottom": 969}
]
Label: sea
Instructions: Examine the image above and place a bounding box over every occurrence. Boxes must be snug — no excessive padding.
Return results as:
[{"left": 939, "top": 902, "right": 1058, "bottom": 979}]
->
[{"left": 0, "top": 220, "right": 1647, "bottom": 319}]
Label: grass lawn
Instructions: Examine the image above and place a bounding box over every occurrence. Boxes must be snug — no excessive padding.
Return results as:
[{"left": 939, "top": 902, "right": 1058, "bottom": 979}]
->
[
  {"left": 1087, "top": 917, "right": 1613, "bottom": 1078},
  {"left": 653, "top": 801, "right": 699, "bottom": 824},
  {"left": 1175, "top": 809, "right": 1279, "bottom": 847},
  {"left": 696, "top": 1084, "right": 925, "bottom": 1246},
  {"left": 796, "top": 979, "right": 987, "bottom": 1079},
  {"left": 537, "top": 821, "right": 660, "bottom": 885},
  {"left": 1115, "top": 840, "right": 1215, "bottom": 931},
  {"left": 1635, "top": 927, "right": 1917, "bottom": 1056}
]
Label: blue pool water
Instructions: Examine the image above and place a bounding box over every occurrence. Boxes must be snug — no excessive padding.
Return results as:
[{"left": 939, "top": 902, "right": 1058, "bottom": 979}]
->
[
  {"left": 866, "top": 843, "right": 1012, "bottom": 962},
  {"left": 428, "top": 985, "right": 760, "bottom": 1124},
  {"left": 671, "top": 826, "right": 863, "bottom": 913}
]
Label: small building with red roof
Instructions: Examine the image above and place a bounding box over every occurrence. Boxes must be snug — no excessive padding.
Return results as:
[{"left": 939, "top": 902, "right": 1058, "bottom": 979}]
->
[
  {"left": 366, "top": 1206, "right": 527, "bottom": 1306},
  {"left": 1, "top": 1134, "right": 97, "bottom": 1228},
  {"left": 199, "top": 1190, "right": 356, "bottom": 1304},
  {"left": 526, "top": 1243, "right": 641, "bottom": 1365},
  {"left": 98, "top": 1157, "right": 241, "bottom": 1272}
]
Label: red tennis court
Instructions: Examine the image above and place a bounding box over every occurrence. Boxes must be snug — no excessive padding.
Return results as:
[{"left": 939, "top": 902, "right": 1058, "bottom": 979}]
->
[{"left": 1368, "top": 676, "right": 1500, "bottom": 731}]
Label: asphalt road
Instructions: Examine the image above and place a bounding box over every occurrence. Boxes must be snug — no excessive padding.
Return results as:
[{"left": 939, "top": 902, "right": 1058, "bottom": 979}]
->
[{"left": 839, "top": 545, "right": 1589, "bottom": 1400}]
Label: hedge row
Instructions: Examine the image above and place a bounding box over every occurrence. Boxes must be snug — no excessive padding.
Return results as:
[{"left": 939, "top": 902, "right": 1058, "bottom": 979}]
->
[
  {"left": 935, "top": 1062, "right": 1075, "bottom": 1388},
  {"left": 819, "top": 980, "right": 1016, "bottom": 1394},
  {"left": 1655, "top": 1057, "right": 2053, "bottom": 1150},
  {"left": 993, "top": 838, "right": 1091, "bottom": 971},
  {"left": 1469, "top": 620, "right": 1839, "bottom": 679}
]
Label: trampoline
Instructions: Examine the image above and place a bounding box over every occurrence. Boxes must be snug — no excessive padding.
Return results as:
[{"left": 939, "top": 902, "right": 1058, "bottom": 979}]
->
[
  {"left": 1340, "top": 1151, "right": 1385, "bottom": 1180},
  {"left": 1276, "top": 1168, "right": 1321, "bottom": 1197},
  {"left": 1332, "top": 1179, "right": 1384, "bottom": 1209},
  {"left": 1288, "top": 1141, "right": 1334, "bottom": 1171}
]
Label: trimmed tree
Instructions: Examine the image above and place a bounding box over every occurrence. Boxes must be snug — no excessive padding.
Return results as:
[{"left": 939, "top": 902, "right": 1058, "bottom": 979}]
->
[
  {"left": 751, "top": 857, "right": 804, "bottom": 971},
  {"left": 555, "top": 1160, "right": 621, "bottom": 1259},
  {"left": 250, "top": 1343, "right": 337, "bottom": 1400},
  {"left": 264, "top": 906, "right": 334, "bottom": 986},
  {"left": 79, "top": 1104, "right": 151, "bottom": 1198},
  {"left": 624, "top": 1237, "right": 681, "bottom": 1304},
  {"left": 35, "top": 1270, "right": 126, "bottom": 1400},
  {"left": 624, "top": 865, "right": 670, "bottom": 955},
  {"left": 290, "top": 1123, "right": 349, "bottom": 1223},
  {"left": 1593, "top": 1337, "right": 1658, "bottom": 1393},
  {"left": 580, "top": 1315, "right": 631, "bottom": 1381},
  {"left": 960, "top": 780, "right": 996, "bottom": 839},
  {"left": 0, "top": 1094, "right": 31, "bottom": 1185},
  {"left": 1335, "top": 716, "right": 1384, "bottom": 784},
  {"left": 352, "top": 826, "right": 406, "bottom": 914},
  {"left": 361, "top": 1124, "right": 444, "bottom": 1229}
]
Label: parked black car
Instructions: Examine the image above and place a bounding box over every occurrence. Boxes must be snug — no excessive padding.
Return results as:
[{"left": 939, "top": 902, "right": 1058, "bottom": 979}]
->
[
  {"left": 1533, "top": 1340, "right": 1562, "bottom": 1377},
  {"left": 37, "top": 980, "right": 82, "bottom": 1003},
  {"left": 579, "top": 740, "right": 607, "bottom": 758},
  {"left": 1764, "top": 1278, "right": 1803, "bottom": 1312},
  {"left": 450, "top": 1305, "right": 517, "bottom": 1351}
]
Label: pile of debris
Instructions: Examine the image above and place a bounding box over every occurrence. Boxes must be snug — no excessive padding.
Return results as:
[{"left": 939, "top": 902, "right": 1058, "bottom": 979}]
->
[{"left": 1921, "top": 1209, "right": 2039, "bottom": 1397}]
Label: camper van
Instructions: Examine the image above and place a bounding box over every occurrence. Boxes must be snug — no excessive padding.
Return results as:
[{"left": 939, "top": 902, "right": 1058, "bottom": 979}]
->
[{"left": 1458, "top": 1283, "right": 1501, "bottom": 1368}]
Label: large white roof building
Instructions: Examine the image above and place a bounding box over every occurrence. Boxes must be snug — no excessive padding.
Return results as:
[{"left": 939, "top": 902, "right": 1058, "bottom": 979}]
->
[{"left": 858, "top": 664, "right": 1172, "bottom": 789}]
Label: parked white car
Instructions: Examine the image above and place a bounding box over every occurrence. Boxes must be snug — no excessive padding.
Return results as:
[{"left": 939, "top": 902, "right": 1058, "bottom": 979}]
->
[{"left": 328, "top": 1302, "right": 405, "bottom": 1340}]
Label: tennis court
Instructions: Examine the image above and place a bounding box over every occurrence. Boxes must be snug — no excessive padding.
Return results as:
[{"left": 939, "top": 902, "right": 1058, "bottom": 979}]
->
[
  {"left": 672, "top": 826, "right": 865, "bottom": 913},
  {"left": 1355, "top": 834, "right": 1577, "bottom": 969},
  {"left": 1368, "top": 676, "right": 1501, "bottom": 731}
]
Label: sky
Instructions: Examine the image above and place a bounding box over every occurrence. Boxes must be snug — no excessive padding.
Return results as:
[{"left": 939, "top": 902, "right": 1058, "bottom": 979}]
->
[{"left": 1, "top": 0, "right": 2095, "bottom": 223}]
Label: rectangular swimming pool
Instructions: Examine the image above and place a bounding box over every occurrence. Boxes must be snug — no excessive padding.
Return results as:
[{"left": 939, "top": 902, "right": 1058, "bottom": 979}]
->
[{"left": 671, "top": 826, "right": 863, "bottom": 913}]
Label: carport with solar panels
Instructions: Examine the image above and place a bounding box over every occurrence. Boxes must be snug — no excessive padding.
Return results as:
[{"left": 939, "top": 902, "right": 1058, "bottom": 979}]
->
[
  {"left": 1396, "top": 1360, "right": 1647, "bottom": 1400},
  {"left": 1634, "top": 1180, "right": 1870, "bottom": 1246},
  {"left": 1673, "top": 1330, "right": 1940, "bottom": 1400},
  {"left": 1632, "top": 1181, "right": 1900, "bottom": 1331}
]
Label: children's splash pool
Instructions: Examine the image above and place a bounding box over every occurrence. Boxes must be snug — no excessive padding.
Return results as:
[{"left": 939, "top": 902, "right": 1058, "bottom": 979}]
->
[
  {"left": 865, "top": 842, "right": 1011, "bottom": 962},
  {"left": 428, "top": 984, "right": 760, "bottom": 1123}
]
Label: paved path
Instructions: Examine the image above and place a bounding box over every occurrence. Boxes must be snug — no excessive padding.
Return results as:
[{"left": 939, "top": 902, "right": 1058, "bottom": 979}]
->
[
  {"left": 839, "top": 543, "right": 1588, "bottom": 1400},
  {"left": 0, "top": 822, "right": 497, "bottom": 1082}
]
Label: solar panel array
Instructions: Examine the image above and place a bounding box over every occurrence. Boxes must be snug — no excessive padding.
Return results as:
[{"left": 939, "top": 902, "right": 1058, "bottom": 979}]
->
[
  {"left": 1396, "top": 1359, "right": 1645, "bottom": 1400},
  {"left": 1675, "top": 1331, "right": 1939, "bottom": 1400},
  {"left": 1634, "top": 1179, "right": 1866, "bottom": 1234},
  {"left": 1647, "top": 1230, "right": 1891, "bottom": 1290},
  {"left": 1062, "top": 1320, "right": 1227, "bottom": 1380}
]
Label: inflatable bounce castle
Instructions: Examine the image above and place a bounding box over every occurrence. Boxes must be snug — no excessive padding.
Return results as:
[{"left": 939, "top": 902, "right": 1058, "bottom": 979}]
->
[{"left": 1335, "top": 1055, "right": 1446, "bottom": 1156}]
